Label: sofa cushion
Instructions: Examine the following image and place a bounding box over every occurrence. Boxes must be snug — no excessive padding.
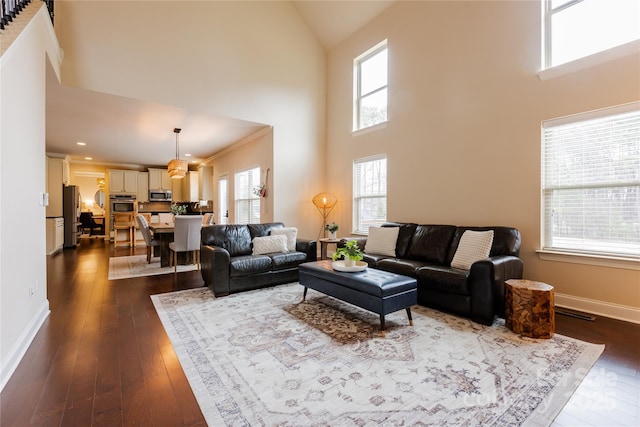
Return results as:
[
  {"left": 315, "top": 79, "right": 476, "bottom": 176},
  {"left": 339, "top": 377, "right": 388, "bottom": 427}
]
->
[
  {"left": 450, "top": 230, "right": 494, "bottom": 270},
  {"left": 248, "top": 222, "right": 284, "bottom": 239},
  {"left": 270, "top": 227, "right": 297, "bottom": 252},
  {"left": 252, "top": 235, "right": 288, "bottom": 255},
  {"left": 446, "top": 226, "right": 521, "bottom": 263},
  {"left": 406, "top": 225, "right": 456, "bottom": 265},
  {"left": 270, "top": 251, "right": 308, "bottom": 270},
  {"left": 229, "top": 255, "right": 272, "bottom": 277},
  {"left": 201, "top": 224, "right": 253, "bottom": 256},
  {"left": 416, "top": 266, "right": 470, "bottom": 296},
  {"left": 376, "top": 258, "right": 428, "bottom": 278},
  {"left": 382, "top": 222, "right": 418, "bottom": 259},
  {"left": 365, "top": 226, "right": 399, "bottom": 256}
]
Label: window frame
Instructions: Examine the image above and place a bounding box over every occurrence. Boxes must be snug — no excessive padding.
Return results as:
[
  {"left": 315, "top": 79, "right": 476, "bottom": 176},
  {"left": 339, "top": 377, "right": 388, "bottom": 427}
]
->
[
  {"left": 539, "top": 102, "right": 640, "bottom": 269},
  {"left": 218, "top": 174, "right": 228, "bottom": 225},
  {"left": 234, "top": 167, "right": 260, "bottom": 225},
  {"left": 353, "top": 39, "right": 388, "bottom": 132},
  {"left": 352, "top": 154, "right": 388, "bottom": 235},
  {"left": 542, "top": 0, "right": 640, "bottom": 71}
]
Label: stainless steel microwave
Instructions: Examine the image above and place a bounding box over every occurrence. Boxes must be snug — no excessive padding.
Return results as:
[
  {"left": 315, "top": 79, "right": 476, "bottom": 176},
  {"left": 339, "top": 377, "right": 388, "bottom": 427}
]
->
[{"left": 149, "top": 190, "right": 172, "bottom": 201}]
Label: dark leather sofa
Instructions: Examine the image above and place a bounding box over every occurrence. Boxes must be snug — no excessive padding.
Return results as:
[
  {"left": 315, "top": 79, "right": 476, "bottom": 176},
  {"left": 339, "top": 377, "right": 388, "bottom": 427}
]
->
[
  {"left": 347, "top": 223, "right": 523, "bottom": 325},
  {"left": 200, "top": 222, "right": 317, "bottom": 296}
]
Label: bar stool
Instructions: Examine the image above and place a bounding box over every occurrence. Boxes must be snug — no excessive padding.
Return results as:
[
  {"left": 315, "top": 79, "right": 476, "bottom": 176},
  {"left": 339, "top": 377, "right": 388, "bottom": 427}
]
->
[{"left": 113, "top": 213, "right": 135, "bottom": 248}]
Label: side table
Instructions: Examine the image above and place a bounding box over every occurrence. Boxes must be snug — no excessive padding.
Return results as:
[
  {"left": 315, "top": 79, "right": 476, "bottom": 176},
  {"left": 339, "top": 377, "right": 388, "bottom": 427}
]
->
[
  {"left": 505, "top": 279, "right": 555, "bottom": 339},
  {"left": 319, "top": 238, "right": 342, "bottom": 260}
]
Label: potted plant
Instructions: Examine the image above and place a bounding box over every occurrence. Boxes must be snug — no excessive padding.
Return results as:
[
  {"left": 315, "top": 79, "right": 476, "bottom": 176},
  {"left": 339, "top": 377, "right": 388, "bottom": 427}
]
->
[
  {"left": 325, "top": 222, "right": 339, "bottom": 239},
  {"left": 170, "top": 203, "right": 187, "bottom": 216},
  {"left": 332, "top": 239, "right": 364, "bottom": 267}
]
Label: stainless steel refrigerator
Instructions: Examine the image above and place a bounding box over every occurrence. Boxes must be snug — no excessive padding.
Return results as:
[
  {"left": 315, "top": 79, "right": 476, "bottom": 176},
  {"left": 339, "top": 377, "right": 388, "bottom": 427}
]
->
[{"left": 63, "top": 185, "right": 81, "bottom": 248}]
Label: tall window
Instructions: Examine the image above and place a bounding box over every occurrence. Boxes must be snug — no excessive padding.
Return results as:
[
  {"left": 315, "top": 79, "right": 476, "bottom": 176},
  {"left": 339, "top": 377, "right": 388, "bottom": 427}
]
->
[
  {"left": 234, "top": 167, "right": 260, "bottom": 224},
  {"left": 541, "top": 103, "right": 640, "bottom": 258},
  {"left": 218, "top": 175, "right": 228, "bottom": 225},
  {"left": 353, "top": 155, "right": 387, "bottom": 234},
  {"left": 543, "top": 0, "right": 640, "bottom": 68},
  {"left": 354, "top": 40, "right": 388, "bottom": 131}
]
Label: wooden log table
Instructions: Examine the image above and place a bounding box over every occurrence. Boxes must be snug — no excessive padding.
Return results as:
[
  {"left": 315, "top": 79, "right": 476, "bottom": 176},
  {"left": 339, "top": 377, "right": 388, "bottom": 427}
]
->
[{"left": 505, "top": 279, "right": 555, "bottom": 339}]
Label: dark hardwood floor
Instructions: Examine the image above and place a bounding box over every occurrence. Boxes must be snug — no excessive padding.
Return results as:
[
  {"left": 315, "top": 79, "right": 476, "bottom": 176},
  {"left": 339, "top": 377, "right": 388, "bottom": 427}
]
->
[{"left": 1, "top": 238, "right": 638, "bottom": 426}]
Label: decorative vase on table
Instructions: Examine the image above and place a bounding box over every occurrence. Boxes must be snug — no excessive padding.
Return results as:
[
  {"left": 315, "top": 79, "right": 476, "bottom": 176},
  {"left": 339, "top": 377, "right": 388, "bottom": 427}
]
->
[{"left": 329, "top": 231, "right": 337, "bottom": 240}]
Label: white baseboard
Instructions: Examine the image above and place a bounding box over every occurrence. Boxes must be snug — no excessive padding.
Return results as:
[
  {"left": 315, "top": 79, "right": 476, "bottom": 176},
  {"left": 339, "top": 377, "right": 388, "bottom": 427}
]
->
[
  {"left": 0, "top": 300, "right": 50, "bottom": 391},
  {"left": 555, "top": 293, "right": 640, "bottom": 324}
]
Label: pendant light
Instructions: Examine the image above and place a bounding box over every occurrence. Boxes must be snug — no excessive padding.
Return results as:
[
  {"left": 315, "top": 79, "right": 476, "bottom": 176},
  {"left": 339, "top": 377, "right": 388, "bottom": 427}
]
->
[{"left": 168, "top": 127, "right": 187, "bottom": 179}]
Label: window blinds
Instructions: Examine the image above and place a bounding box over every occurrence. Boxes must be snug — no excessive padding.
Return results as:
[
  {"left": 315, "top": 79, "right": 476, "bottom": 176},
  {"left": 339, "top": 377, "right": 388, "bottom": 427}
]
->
[
  {"left": 542, "top": 104, "right": 640, "bottom": 257},
  {"left": 353, "top": 155, "right": 387, "bottom": 234}
]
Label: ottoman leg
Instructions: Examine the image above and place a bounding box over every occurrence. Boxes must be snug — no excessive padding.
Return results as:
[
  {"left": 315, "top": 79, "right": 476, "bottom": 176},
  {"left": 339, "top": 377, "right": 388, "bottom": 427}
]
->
[
  {"left": 302, "top": 287, "right": 308, "bottom": 302},
  {"left": 380, "top": 314, "right": 386, "bottom": 337},
  {"left": 406, "top": 308, "right": 414, "bottom": 326}
]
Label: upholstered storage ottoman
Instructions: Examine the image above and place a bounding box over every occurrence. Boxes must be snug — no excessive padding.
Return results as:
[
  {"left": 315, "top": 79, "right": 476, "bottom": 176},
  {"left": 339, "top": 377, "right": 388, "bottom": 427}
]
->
[{"left": 298, "top": 260, "right": 418, "bottom": 336}]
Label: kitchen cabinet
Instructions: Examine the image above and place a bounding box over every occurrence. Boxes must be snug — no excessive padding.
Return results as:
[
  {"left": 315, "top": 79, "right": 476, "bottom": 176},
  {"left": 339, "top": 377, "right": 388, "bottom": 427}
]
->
[
  {"left": 46, "top": 157, "right": 69, "bottom": 217},
  {"left": 182, "top": 170, "right": 199, "bottom": 202},
  {"left": 137, "top": 172, "right": 149, "bottom": 202},
  {"left": 46, "top": 217, "right": 64, "bottom": 255},
  {"left": 109, "top": 169, "right": 138, "bottom": 195},
  {"left": 171, "top": 178, "right": 182, "bottom": 202},
  {"left": 148, "top": 168, "right": 172, "bottom": 191},
  {"left": 199, "top": 165, "right": 214, "bottom": 201}
]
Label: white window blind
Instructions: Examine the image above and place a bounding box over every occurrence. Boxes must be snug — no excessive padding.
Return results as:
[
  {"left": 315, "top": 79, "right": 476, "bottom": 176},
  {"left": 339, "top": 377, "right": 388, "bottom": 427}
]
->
[
  {"left": 234, "top": 167, "right": 260, "bottom": 224},
  {"left": 353, "top": 155, "right": 387, "bottom": 234},
  {"left": 542, "top": 103, "right": 640, "bottom": 258}
]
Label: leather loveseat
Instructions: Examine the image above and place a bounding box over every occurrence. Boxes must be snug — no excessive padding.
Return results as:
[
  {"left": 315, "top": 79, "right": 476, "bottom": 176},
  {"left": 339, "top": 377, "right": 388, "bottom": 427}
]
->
[
  {"left": 346, "top": 223, "right": 523, "bottom": 325},
  {"left": 200, "top": 222, "right": 317, "bottom": 296}
]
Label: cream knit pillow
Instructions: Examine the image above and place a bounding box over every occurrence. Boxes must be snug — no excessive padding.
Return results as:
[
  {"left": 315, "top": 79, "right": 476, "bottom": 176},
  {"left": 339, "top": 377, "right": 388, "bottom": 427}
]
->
[
  {"left": 252, "top": 235, "right": 289, "bottom": 255},
  {"left": 450, "top": 230, "right": 494, "bottom": 270},
  {"left": 364, "top": 226, "right": 399, "bottom": 257}
]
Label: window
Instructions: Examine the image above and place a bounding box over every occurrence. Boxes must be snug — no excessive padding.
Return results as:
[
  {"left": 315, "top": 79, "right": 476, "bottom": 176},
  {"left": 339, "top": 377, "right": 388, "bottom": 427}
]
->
[
  {"left": 543, "top": 0, "right": 640, "bottom": 69},
  {"left": 234, "top": 167, "right": 260, "bottom": 224},
  {"left": 541, "top": 103, "right": 640, "bottom": 258},
  {"left": 354, "top": 40, "right": 388, "bottom": 131},
  {"left": 218, "top": 175, "right": 228, "bottom": 225},
  {"left": 353, "top": 155, "right": 387, "bottom": 234}
]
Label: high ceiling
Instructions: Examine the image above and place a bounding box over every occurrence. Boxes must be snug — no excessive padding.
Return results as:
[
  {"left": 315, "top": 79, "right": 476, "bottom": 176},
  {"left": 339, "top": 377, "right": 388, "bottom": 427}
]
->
[{"left": 45, "top": 1, "right": 395, "bottom": 168}]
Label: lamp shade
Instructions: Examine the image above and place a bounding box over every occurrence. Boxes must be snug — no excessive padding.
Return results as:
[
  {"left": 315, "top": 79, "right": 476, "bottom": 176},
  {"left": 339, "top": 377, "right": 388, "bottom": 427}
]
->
[
  {"left": 312, "top": 192, "right": 337, "bottom": 209},
  {"left": 168, "top": 159, "right": 188, "bottom": 179}
]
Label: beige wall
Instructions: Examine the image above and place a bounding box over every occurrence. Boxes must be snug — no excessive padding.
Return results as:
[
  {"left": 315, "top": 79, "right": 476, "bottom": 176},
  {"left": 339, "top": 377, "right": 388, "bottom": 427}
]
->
[
  {"left": 54, "top": 0, "right": 326, "bottom": 239},
  {"left": 326, "top": 1, "right": 640, "bottom": 317},
  {"left": 0, "top": 3, "right": 60, "bottom": 389},
  {"left": 209, "top": 129, "right": 275, "bottom": 224}
]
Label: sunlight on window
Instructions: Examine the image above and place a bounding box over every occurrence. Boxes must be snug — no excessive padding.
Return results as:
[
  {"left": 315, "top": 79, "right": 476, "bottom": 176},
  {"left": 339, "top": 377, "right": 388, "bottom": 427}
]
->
[
  {"left": 354, "top": 41, "right": 388, "bottom": 131},
  {"left": 546, "top": 0, "right": 640, "bottom": 68}
]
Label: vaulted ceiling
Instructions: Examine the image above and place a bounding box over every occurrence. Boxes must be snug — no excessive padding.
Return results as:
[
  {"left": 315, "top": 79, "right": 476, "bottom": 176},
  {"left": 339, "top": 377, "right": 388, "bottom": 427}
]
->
[{"left": 45, "top": 1, "right": 395, "bottom": 167}]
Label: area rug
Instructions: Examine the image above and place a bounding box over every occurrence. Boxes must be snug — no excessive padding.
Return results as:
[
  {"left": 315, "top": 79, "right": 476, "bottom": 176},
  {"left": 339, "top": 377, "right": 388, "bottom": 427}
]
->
[
  {"left": 108, "top": 255, "right": 198, "bottom": 280},
  {"left": 151, "top": 283, "right": 604, "bottom": 426}
]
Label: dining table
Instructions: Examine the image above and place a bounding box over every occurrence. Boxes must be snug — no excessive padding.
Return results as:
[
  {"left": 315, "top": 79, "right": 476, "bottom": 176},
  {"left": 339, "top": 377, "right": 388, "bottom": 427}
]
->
[{"left": 148, "top": 222, "right": 191, "bottom": 267}]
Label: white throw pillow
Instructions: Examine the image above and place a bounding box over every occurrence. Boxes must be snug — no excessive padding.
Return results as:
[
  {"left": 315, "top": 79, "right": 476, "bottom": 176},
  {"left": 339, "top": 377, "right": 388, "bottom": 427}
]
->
[
  {"left": 252, "top": 235, "right": 289, "bottom": 255},
  {"left": 450, "top": 230, "right": 494, "bottom": 270},
  {"left": 270, "top": 227, "right": 298, "bottom": 252},
  {"left": 364, "top": 226, "right": 399, "bottom": 257}
]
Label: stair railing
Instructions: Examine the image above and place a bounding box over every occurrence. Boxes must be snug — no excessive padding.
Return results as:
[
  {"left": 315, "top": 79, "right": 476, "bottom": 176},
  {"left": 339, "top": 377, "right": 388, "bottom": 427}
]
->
[{"left": 1, "top": 0, "right": 53, "bottom": 30}]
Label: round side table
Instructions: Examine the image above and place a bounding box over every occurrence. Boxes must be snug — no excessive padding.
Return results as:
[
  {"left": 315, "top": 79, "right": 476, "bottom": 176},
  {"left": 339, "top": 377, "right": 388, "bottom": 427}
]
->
[{"left": 505, "top": 279, "right": 555, "bottom": 339}]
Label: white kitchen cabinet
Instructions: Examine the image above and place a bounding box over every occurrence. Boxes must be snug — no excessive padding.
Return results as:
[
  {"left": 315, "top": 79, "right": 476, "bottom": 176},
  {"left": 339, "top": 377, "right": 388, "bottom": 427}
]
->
[
  {"left": 182, "top": 170, "right": 199, "bottom": 202},
  {"left": 148, "top": 168, "right": 172, "bottom": 191},
  {"left": 46, "top": 217, "right": 64, "bottom": 255},
  {"left": 137, "top": 172, "right": 149, "bottom": 202},
  {"left": 46, "top": 157, "right": 69, "bottom": 217},
  {"left": 109, "top": 169, "right": 138, "bottom": 195},
  {"left": 199, "top": 165, "right": 214, "bottom": 200}
]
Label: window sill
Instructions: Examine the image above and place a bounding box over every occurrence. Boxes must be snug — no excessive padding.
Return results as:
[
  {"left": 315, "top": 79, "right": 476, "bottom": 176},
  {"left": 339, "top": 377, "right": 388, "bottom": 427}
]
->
[
  {"left": 352, "top": 121, "right": 388, "bottom": 137},
  {"left": 537, "top": 40, "right": 640, "bottom": 81},
  {"left": 536, "top": 249, "right": 640, "bottom": 271}
]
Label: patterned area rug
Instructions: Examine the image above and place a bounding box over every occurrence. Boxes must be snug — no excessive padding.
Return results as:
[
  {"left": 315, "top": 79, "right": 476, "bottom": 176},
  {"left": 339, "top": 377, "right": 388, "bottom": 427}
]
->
[
  {"left": 108, "top": 255, "right": 198, "bottom": 280},
  {"left": 151, "top": 283, "right": 604, "bottom": 426}
]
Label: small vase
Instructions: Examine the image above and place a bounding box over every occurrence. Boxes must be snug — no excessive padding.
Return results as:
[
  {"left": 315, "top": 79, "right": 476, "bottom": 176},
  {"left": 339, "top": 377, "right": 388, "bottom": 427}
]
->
[
  {"left": 329, "top": 231, "right": 337, "bottom": 240},
  {"left": 344, "top": 258, "right": 356, "bottom": 268}
]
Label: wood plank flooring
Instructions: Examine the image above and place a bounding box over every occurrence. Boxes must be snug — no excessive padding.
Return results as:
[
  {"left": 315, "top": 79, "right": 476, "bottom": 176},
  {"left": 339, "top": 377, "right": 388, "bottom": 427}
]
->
[{"left": 1, "top": 237, "right": 638, "bottom": 426}]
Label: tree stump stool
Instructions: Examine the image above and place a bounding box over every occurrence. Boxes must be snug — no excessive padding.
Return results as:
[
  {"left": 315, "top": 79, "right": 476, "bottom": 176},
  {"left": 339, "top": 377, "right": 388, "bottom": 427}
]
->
[{"left": 505, "top": 279, "right": 555, "bottom": 339}]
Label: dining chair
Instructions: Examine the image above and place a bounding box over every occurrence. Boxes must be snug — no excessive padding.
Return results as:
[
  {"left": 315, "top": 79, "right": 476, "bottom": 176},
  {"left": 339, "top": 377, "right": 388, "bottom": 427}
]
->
[
  {"left": 136, "top": 214, "right": 160, "bottom": 263},
  {"left": 169, "top": 215, "right": 203, "bottom": 273},
  {"left": 202, "top": 212, "right": 215, "bottom": 226},
  {"left": 113, "top": 213, "right": 134, "bottom": 248}
]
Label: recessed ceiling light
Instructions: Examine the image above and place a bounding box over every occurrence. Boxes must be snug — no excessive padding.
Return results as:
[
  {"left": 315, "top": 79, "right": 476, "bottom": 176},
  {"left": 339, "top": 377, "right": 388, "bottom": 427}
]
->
[
  {"left": 77, "top": 142, "right": 86, "bottom": 146},
  {"left": 85, "top": 157, "right": 92, "bottom": 160},
  {"left": 185, "top": 153, "right": 192, "bottom": 157}
]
